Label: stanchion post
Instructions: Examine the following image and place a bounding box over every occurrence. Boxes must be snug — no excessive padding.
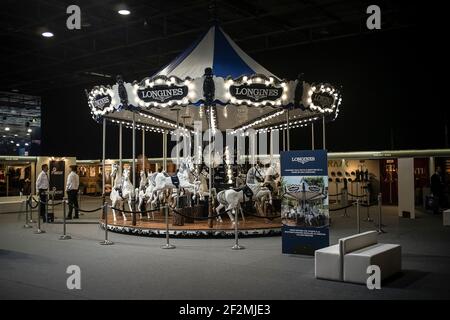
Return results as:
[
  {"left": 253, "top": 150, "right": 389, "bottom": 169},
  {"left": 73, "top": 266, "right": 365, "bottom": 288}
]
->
[
  {"left": 45, "top": 192, "right": 49, "bottom": 224},
  {"left": 34, "top": 197, "right": 46, "bottom": 234},
  {"left": 23, "top": 197, "right": 32, "bottom": 228},
  {"left": 231, "top": 209, "right": 245, "bottom": 250},
  {"left": 377, "top": 193, "right": 386, "bottom": 234},
  {"left": 29, "top": 196, "right": 34, "bottom": 223},
  {"left": 365, "top": 190, "right": 373, "bottom": 222},
  {"left": 356, "top": 199, "right": 360, "bottom": 234},
  {"left": 100, "top": 202, "right": 113, "bottom": 245},
  {"left": 51, "top": 187, "right": 55, "bottom": 222},
  {"left": 59, "top": 198, "right": 71, "bottom": 240},
  {"left": 161, "top": 205, "right": 175, "bottom": 249}
]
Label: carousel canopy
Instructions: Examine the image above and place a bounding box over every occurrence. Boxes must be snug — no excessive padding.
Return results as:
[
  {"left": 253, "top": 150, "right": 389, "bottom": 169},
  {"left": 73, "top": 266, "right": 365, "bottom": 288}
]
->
[
  {"left": 155, "top": 25, "right": 278, "bottom": 80},
  {"left": 87, "top": 25, "right": 342, "bottom": 134}
]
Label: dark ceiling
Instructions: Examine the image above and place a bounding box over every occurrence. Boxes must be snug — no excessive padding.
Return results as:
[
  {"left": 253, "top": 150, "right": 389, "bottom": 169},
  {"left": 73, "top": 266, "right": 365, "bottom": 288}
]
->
[{"left": 1, "top": 0, "right": 416, "bottom": 95}]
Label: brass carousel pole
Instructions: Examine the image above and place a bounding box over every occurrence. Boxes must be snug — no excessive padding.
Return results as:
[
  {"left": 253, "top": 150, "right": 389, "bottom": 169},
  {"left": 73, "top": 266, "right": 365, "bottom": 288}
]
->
[
  {"left": 203, "top": 67, "right": 215, "bottom": 228},
  {"left": 132, "top": 112, "right": 136, "bottom": 226},
  {"left": 119, "top": 123, "right": 122, "bottom": 174}
]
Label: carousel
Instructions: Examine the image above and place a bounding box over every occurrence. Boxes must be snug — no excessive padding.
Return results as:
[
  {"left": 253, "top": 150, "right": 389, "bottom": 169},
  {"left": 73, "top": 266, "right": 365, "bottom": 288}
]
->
[{"left": 86, "top": 25, "right": 342, "bottom": 238}]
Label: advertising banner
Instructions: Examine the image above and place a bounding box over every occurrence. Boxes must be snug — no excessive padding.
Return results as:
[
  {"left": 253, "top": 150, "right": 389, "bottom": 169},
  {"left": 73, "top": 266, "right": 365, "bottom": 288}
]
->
[
  {"left": 49, "top": 160, "right": 65, "bottom": 200},
  {"left": 280, "top": 150, "right": 329, "bottom": 255}
]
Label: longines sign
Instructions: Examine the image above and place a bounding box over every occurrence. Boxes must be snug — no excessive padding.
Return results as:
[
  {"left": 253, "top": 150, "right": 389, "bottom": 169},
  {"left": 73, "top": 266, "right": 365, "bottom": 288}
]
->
[
  {"left": 137, "top": 85, "right": 188, "bottom": 103},
  {"left": 91, "top": 94, "right": 111, "bottom": 111},
  {"left": 311, "top": 92, "right": 334, "bottom": 109},
  {"left": 229, "top": 84, "right": 282, "bottom": 102}
]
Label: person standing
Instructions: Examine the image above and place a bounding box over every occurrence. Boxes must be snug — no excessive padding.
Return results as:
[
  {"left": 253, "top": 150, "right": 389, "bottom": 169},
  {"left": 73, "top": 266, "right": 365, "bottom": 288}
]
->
[
  {"left": 36, "top": 163, "right": 49, "bottom": 222},
  {"left": 431, "top": 166, "right": 444, "bottom": 214},
  {"left": 66, "top": 165, "right": 80, "bottom": 219}
]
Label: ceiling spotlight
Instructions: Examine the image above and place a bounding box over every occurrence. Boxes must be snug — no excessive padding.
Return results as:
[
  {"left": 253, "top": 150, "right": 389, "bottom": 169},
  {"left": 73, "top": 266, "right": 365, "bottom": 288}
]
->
[
  {"left": 14, "top": 134, "right": 18, "bottom": 137},
  {"left": 118, "top": 9, "right": 130, "bottom": 15},
  {"left": 42, "top": 31, "right": 54, "bottom": 38},
  {"left": 27, "top": 128, "right": 32, "bottom": 133},
  {"left": 16, "top": 143, "right": 20, "bottom": 147},
  {"left": 10, "top": 141, "right": 14, "bottom": 143},
  {"left": 5, "top": 127, "right": 10, "bottom": 131},
  {"left": 26, "top": 133, "right": 30, "bottom": 136},
  {"left": 25, "top": 143, "right": 29, "bottom": 146}
]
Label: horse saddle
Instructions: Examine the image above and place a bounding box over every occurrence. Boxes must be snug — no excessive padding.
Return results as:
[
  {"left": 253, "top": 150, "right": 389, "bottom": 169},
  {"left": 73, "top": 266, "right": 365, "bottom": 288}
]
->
[
  {"left": 170, "top": 175, "right": 180, "bottom": 188},
  {"left": 233, "top": 186, "right": 253, "bottom": 198},
  {"left": 114, "top": 187, "right": 123, "bottom": 198}
]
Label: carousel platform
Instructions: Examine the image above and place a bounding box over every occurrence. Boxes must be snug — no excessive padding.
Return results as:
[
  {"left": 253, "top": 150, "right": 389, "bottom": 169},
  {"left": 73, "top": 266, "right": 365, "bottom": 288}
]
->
[{"left": 100, "top": 212, "right": 281, "bottom": 238}]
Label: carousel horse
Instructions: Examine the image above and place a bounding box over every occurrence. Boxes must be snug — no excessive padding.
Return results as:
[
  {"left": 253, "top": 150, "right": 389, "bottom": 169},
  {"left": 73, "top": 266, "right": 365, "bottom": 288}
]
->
[
  {"left": 110, "top": 165, "right": 135, "bottom": 222},
  {"left": 137, "top": 170, "right": 157, "bottom": 220},
  {"left": 191, "top": 165, "right": 210, "bottom": 201},
  {"left": 246, "top": 164, "right": 273, "bottom": 214},
  {"left": 215, "top": 185, "right": 253, "bottom": 224},
  {"left": 152, "top": 159, "right": 200, "bottom": 207},
  {"left": 263, "top": 163, "right": 280, "bottom": 197},
  {"left": 177, "top": 159, "right": 201, "bottom": 200},
  {"left": 138, "top": 170, "right": 147, "bottom": 191}
]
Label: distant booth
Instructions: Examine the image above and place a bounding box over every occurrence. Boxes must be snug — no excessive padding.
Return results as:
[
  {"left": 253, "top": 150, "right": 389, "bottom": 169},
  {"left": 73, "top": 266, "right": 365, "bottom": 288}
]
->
[{"left": 86, "top": 25, "right": 342, "bottom": 237}]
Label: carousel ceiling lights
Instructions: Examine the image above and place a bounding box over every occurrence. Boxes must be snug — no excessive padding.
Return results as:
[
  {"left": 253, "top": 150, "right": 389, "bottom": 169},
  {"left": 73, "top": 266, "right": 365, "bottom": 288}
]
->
[
  {"left": 118, "top": 10, "right": 130, "bottom": 15},
  {"left": 255, "top": 116, "right": 319, "bottom": 133},
  {"left": 228, "top": 110, "right": 285, "bottom": 135}
]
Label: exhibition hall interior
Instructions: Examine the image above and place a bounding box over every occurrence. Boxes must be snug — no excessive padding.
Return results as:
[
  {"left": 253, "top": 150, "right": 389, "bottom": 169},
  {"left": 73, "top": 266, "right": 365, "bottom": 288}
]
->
[{"left": 1, "top": 0, "right": 448, "bottom": 303}]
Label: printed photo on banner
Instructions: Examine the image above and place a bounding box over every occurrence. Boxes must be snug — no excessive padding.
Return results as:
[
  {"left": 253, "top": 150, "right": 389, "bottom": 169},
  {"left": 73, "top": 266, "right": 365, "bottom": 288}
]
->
[{"left": 280, "top": 150, "right": 329, "bottom": 255}]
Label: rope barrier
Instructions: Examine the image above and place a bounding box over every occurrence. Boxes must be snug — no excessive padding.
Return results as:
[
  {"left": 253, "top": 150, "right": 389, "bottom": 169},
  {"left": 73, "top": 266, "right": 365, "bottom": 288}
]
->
[
  {"left": 360, "top": 202, "right": 378, "bottom": 208},
  {"left": 329, "top": 204, "right": 354, "bottom": 212},
  {"left": 28, "top": 198, "right": 40, "bottom": 209},
  {"left": 67, "top": 202, "right": 105, "bottom": 213},
  {"left": 328, "top": 193, "right": 343, "bottom": 197},
  {"left": 347, "top": 193, "right": 366, "bottom": 198},
  {"left": 109, "top": 206, "right": 160, "bottom": 214}
]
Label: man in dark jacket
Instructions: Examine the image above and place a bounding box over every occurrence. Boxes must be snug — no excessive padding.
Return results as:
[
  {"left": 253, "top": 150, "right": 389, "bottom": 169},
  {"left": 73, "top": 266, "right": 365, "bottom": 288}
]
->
[{"left": 431, "top": 166, "right": 444, "bottom": 214}]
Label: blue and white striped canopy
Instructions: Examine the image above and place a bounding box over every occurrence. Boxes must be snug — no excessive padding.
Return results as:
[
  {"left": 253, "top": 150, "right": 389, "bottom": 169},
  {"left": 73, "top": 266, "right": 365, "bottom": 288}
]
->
[{"left": 155, "top": 25, "right": 278, "bottom": 79}]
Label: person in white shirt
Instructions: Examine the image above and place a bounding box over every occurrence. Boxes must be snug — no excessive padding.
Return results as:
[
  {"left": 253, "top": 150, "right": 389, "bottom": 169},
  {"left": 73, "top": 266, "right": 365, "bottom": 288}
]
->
[
  {"left": 36, "top": 163, "right": 49, "bottom": 222},
  {"left": 66, "top": 165, "right": 80, "bottom": 219}
]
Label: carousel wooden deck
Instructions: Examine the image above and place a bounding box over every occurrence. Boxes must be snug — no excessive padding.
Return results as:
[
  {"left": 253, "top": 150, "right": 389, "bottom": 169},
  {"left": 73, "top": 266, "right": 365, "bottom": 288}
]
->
[{"left": 100, "top": 212, "right": 282, "bottom": 238}]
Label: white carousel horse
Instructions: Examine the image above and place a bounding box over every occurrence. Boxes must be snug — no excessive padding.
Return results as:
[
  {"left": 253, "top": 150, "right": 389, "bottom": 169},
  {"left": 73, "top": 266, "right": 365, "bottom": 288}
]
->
[
  {"left": 110, "top": 165, "right": 135, "bottom": 222},
  {"left": 177, "top": 160, "right": 201, "bottom": 200},
  {"left": 215, "top": 185, "right": 253, "bottom": 224},
  {"left": 152, "top": 159, "right": 200, "bottom": 207},
  {"left": 246, "top": 165, "right": 273, "bottom": 212},
  {"left": 263, "top": 164, "right": 280, "bottom": 196},
  {"left": 137, "top": 170, "right": 157, "bottom": 220},
  {"left": 192, "top": 166, "right": 209, "bottom": 201}
]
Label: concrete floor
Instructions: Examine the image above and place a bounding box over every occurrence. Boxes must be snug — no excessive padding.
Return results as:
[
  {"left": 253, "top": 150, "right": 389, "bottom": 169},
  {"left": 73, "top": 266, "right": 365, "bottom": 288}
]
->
[{"left": 1, "top": 197, "right": 449, "bottom": 300}]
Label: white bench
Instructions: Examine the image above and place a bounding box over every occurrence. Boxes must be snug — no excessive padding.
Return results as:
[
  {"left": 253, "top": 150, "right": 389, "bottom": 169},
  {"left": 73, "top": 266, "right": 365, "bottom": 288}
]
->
[
  {"left": 315, "top": 231, "right": 401, "bottom": 284},
  {"left": 444, "top": 209, "right": 450, "bottom": 226},
  {"left": 314, "top": 244, "right": 342, "bottom": 281}
]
